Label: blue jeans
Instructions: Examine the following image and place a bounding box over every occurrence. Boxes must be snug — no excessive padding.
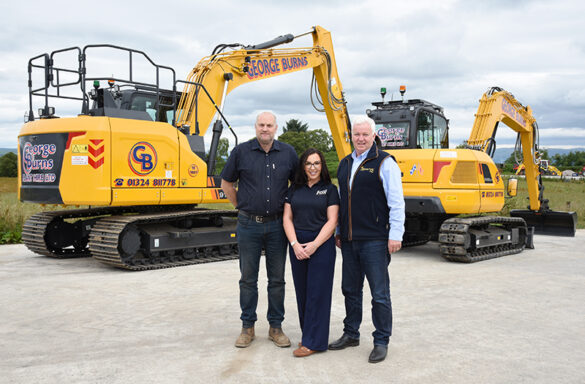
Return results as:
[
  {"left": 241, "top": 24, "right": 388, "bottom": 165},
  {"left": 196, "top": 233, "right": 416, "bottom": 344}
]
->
[
  {"left": 237, "top": 213, "right": 287, "bottom": 328},
  {"left": 341, "top": 239, "right": 392, "bottom": 346}
]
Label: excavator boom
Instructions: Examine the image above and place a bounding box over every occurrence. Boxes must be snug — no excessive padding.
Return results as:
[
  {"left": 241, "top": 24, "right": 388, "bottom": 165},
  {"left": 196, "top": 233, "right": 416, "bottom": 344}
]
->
[{"left": 176, "top": 26, "right": 351, "bottom": 160}]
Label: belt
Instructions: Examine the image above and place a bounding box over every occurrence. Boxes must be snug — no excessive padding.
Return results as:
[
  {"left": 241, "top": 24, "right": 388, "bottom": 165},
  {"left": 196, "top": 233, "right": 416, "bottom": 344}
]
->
[{"left": 239, "top": 211, "right": 282, "bottom": 223}]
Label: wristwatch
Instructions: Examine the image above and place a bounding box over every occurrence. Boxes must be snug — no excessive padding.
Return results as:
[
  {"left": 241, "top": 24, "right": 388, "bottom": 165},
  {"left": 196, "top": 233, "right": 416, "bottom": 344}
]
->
[{"left": 290, "top": 240, "right": 297, "bottom": 247}]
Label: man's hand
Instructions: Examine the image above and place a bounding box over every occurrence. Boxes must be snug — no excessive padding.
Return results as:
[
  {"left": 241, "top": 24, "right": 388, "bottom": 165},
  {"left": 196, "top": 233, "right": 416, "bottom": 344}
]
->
[
  {"left": 388, "top": 239, "right": 401, "bottom": 254},
  {"left": 335, "top": 235, "right": 342, "bottom": 249}
]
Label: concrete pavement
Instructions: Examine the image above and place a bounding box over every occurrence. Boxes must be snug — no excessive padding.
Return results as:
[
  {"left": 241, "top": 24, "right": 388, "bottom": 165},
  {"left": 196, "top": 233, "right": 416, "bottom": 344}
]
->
[{"left": 1, "top": 231, "right": 584, "bottom": 383}]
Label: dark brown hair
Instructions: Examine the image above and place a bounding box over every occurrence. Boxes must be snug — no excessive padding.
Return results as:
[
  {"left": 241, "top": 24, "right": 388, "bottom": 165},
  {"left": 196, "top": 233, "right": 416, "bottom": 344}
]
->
[{"left": 293, "top": 148, "right": 331, "bottom": 186}]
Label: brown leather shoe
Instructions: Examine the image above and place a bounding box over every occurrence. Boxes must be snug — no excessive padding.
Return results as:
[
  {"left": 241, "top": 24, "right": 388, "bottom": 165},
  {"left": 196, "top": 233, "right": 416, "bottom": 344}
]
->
[
  {"left": 268, "top": 327, "right": 291, "bottom": 347},
  {"left": 235, "top": 327, "right": 255, "bottom": 348},
  {"left": 293, "top": 346, "right": 316, "bottom": 357}
]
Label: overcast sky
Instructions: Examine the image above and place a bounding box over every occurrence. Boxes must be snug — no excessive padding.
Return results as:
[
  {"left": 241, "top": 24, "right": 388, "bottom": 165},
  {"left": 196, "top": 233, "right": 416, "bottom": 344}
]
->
[{"left": 1, "top": 0, "right": 584, "bottom": 151}]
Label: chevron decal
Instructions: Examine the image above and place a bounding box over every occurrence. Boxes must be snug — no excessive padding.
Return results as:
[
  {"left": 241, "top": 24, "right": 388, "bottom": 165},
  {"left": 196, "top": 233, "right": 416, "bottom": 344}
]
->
[
  {"left": 88, "top": 157, "right": 104, "bottom": 169},
  {"left": 89, "top": 139, "right": 104, "bottom": 169}
]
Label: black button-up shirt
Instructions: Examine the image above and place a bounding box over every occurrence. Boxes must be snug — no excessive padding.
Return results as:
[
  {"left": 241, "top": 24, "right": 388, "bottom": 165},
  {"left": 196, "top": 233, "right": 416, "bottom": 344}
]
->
[{"left": 221, "top": 138, "right": 298, "bottom": 216}]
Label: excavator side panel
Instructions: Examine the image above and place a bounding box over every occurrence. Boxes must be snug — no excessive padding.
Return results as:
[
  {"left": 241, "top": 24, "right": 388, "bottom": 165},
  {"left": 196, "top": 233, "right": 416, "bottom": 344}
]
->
[{"left": 18, "top": 117, "right": 112, "bottom": 205}]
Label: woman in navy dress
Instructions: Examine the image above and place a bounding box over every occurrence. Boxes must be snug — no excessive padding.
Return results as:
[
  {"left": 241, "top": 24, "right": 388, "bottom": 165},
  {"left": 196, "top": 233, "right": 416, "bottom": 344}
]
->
[{"left": 283, "top": 148, "right": 339, "bottom": 357}]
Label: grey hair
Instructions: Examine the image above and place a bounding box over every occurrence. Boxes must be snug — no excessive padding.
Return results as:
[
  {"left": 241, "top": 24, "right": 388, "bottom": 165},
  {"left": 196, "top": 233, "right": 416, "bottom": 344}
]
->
[
  {"left": 255, "top": 111, "right": 278, "bottom": 126},
  {"left": 351, "top": 115, "right": 375, "bottom": 133}
]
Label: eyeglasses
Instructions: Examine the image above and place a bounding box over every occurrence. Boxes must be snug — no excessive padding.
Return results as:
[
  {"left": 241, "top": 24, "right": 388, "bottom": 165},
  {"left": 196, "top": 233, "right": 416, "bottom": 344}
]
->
[{"left": 304, "top": 161, "right": 322, "bottom": 168}]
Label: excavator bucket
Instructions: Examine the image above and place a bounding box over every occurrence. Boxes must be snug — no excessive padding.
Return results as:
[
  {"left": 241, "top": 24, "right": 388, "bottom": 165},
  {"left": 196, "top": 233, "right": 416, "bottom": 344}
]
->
[{"left": 510, "top": 209, "right": 577, "bottom": 237}]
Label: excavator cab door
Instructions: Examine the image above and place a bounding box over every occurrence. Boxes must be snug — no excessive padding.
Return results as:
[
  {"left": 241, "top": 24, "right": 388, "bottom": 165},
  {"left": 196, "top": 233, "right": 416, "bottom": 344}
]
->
[{"left": 415, "top": 110, "right": 449, "bottom": 149}]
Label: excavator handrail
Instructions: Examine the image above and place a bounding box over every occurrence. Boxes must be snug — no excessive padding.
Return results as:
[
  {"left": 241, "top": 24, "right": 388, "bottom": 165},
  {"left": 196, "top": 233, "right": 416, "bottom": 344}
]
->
[
  {"left": 173, "top": 78, "right": 238, "bottom": 145},
  {"left": 26, "top": 44, "right": 176, "bottom": 121}
]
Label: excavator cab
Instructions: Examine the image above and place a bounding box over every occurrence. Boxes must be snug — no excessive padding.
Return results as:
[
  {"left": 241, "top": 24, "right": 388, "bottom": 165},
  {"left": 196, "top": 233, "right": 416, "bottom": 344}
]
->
[
  {"left": 367, "top": 87, "right": 449, "bottom": 150},
  {"left": 85, "top": 83, "right": 180, "bottom": 124}
]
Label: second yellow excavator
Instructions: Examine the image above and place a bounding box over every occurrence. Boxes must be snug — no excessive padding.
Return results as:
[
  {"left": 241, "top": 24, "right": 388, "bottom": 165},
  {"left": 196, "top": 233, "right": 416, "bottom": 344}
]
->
[
  {"left": 367, "top": 86, "right": 576, "bottom": 262},
  {"left": 515, "top": 160, "right": 562, "bottom": 176}
]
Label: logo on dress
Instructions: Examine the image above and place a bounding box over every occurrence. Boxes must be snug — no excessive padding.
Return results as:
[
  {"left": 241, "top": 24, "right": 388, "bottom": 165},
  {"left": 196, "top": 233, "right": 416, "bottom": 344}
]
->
[
  {"left": 316, "top": 189, "right": 327, "bottom": 195},
  {"left": 128, "top": 142, "right": 157, "bottom": 176}
]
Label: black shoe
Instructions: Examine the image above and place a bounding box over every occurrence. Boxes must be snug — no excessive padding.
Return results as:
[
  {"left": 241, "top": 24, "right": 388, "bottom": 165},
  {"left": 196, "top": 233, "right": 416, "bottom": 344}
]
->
[
  {"left": 368, "top": 345, "right": 388, "bottom": 363},
  {"left": 328, "top": 334, "right": 359, "bottom": 350}
]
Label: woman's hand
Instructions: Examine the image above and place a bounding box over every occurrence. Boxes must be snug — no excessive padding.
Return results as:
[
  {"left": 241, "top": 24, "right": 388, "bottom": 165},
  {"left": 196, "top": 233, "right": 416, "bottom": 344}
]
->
[
  {"left": 293, "top": 243, "right": 310, "bottom": 260},
  {"left": 302, "top": 241, "right": 318, "bottom": 257}
]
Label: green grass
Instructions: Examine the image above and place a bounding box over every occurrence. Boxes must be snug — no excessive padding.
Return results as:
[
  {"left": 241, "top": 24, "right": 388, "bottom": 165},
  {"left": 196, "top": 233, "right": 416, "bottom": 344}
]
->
[
  {"left": 500, "top": 176, "right": 585, "bottom": 228},
  {"left": 0, "top": 178, "right": 53, "bottom": 243},
  {"left": 1, "top": 176, "right": 583, "bottom": 245}
]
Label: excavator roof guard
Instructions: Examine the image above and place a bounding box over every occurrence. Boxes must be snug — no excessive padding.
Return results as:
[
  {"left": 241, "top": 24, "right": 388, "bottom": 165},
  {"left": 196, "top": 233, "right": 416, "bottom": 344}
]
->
[{"left": 371, "top": 98, "right": 445, "bottom": 115}]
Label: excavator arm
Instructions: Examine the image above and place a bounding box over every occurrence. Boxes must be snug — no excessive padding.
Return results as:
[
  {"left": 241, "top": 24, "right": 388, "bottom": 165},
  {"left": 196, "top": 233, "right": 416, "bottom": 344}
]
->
[
  {"left": 466, "top": 87, "right": 576, "bottom": 235},
  {"left": 174, "top": 26, "right": 352, "bottom": 160},
  {"left": 467, "top": 87, "right": 542, "bottom": 210}
]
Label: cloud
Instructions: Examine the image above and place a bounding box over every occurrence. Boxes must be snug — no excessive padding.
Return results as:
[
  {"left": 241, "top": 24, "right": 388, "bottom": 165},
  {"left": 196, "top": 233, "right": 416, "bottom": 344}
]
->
[{"left": 2, "top": 0, "right": 585, "bottom": 152}]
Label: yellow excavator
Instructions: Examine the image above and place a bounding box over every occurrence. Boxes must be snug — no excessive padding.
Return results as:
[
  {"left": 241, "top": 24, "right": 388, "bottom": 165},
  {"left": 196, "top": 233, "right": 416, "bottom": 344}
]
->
[
  {"left": 367, "top": 86, "right": 576, "bottom": 262},
  {"left": 515, "top": 160, "right": 562, "bottom": 176},
  {"left": 18, "top": 26, "right": 351, "bottom": 270}
]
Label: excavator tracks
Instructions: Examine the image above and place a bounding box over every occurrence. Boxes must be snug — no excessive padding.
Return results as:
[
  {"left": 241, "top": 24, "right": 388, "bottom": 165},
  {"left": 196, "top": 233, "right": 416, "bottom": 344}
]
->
[
  {"left": 438, "top": 216, "right": 530, "bottom": 263},
  {"left": 22, "top": 211, "right": 85, "bottom": 258},
  {"left": 89, "top": 209, "right": 239, "bottom": 271},
  {"left": 21, "top": 207, "right": 120, "bottom": 258},
  {"left": 22, "top": 207, "right": 239, "bottom": 270},
  {"left": 402, "top": 233, "right": 431, "bottom": 248}
]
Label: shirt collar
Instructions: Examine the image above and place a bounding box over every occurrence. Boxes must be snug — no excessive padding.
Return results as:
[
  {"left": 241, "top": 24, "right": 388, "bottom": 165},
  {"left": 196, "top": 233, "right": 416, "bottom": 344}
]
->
[
  {"left": 251, "top": 138, "right": 280, "bottom": 152},
  {"left": 307, "top": 179, "right": 326, "bottom": 189},
  {"left": 351, "top": 145, "right": 377, "bottom": 162},
  {"left": 351, "top": 147, "right": 370, "bottom": 162}
]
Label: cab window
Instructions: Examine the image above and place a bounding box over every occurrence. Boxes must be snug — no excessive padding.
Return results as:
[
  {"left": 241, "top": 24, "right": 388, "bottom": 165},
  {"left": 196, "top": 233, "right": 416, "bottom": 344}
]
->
[
  {"left": 130, "top": 94, "right": 176, "bottom": 123},
  {"left": 416, "top": 111, "right": 449, "bottom": 149},
  {"left": 481, "top": 163, "right": 493, "bottom": 183},
  {"left": 131, "top": 95, "right": 157, "bottom": 120}
]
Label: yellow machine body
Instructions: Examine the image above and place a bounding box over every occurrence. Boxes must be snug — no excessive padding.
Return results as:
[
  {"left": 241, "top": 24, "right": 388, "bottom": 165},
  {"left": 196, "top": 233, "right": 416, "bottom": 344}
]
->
[
  {"left": 18, "top": 116, "right": 223, "bottom": 206},
  {"left": 390, "top": 148, "right": 504, "bottom": 215}
]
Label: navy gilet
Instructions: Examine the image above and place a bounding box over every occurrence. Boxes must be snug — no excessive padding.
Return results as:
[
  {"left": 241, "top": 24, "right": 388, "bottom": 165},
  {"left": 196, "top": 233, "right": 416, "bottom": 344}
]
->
[{"left": 338, "top": 145, "right": 392, "bottom": 241}]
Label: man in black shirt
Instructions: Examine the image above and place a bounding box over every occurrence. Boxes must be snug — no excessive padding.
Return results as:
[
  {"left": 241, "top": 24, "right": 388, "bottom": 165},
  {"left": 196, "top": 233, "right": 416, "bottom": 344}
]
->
[{"left": 221, "top": 111, "right": 298, "bottom": 348}]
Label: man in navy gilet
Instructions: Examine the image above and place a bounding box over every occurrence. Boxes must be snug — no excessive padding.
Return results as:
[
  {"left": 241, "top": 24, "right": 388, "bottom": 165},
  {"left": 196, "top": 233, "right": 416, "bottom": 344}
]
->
[{"left": 328, "top": 115, "right": 405, "bottom": 363}]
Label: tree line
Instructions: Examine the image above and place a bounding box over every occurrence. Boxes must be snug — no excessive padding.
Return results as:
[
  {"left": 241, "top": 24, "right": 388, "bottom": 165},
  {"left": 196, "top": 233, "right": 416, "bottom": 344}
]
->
[
  {"left": 0, "top": 152, "right": 17, "bottom": 177},
  {"left": 500, "top": 149, "right": 585, "bottom": 173},
  {"left": 213, "top": 118, "right": 339, "bottom": 176},
  {"left": 550, "top": 151, "right": 585, "bottom": 170},
  {"left": 277, "top": 118, "right": 338, "bottom": 175}
]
